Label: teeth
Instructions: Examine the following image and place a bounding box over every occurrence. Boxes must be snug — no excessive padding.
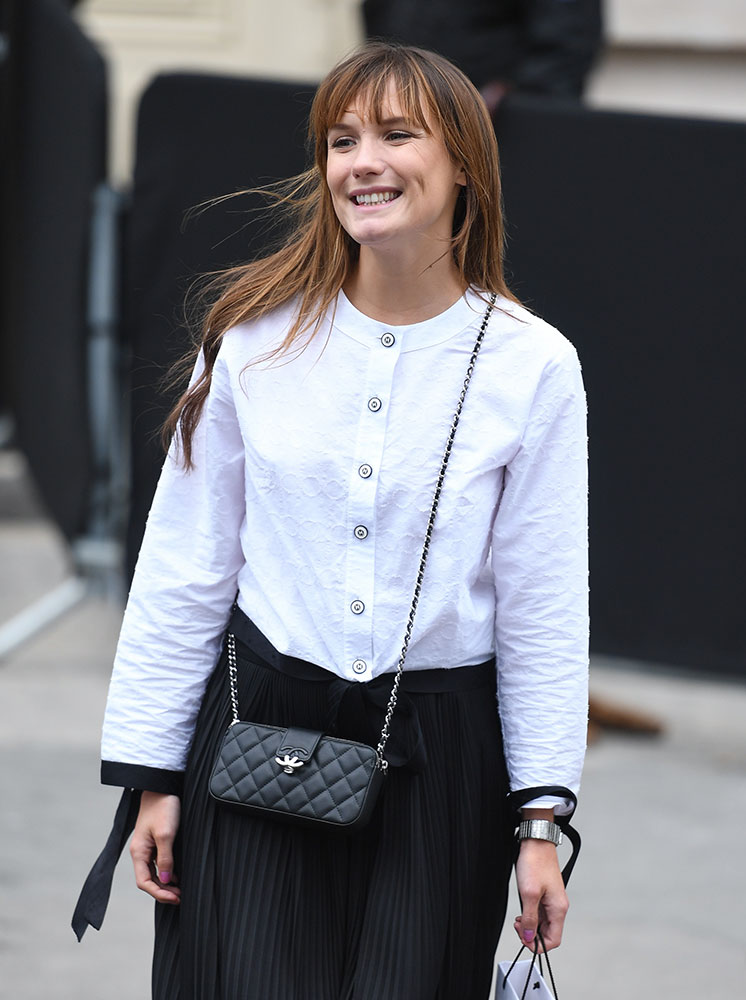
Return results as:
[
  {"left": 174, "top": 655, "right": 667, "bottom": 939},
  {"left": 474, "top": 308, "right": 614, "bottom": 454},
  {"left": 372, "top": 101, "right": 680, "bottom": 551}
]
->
[{"left": 354, "top": 191, "right": 399, "bottom": 205}]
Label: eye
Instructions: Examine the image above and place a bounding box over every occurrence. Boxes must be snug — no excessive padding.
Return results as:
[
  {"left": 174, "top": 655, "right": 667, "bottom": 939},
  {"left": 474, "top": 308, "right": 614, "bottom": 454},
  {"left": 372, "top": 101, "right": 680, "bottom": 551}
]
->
[
  {"left": 385, "top": 130, "right": 412, "bottom": 142},
  {"left": 329, "top": 135, "right": 355, "bottom": 150}
]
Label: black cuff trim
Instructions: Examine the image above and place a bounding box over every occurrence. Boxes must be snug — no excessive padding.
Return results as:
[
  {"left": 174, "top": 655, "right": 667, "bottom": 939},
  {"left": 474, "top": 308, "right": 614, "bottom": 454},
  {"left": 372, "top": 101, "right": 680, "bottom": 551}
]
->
[
  {"left": 508, "top": 785, "right": 581, "bottom": 887},
  {"left": 101, "top": 760, "right": 184, "bottom": 796},
  {"left": 508, "top": 785, "right": 577, "bottom": 821}
]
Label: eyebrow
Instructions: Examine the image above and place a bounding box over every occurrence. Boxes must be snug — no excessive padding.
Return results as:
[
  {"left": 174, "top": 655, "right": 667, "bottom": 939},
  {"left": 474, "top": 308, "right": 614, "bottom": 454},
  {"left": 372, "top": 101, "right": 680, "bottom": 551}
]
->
[{"left": 327, "top": 116, "right": 414, "bottom": 132}]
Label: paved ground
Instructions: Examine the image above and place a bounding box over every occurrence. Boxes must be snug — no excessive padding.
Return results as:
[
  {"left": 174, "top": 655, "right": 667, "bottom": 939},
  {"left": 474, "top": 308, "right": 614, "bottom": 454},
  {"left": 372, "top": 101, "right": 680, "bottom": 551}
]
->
[{"left": 1, "top": 450, "right": 745, "bottom": 999}]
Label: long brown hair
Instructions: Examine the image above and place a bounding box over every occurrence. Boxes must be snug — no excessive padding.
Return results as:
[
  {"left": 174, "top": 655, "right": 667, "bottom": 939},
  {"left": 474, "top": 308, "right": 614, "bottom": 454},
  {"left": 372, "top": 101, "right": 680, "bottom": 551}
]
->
[{"left": 166, "top": 41, "right": 517, "bottom": 467}]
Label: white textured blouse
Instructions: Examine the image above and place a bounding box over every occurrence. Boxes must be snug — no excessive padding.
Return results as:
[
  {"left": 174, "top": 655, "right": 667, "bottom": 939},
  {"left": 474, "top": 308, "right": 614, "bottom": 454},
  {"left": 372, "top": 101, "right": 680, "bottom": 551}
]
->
[{"left": 102, "top": 289, "right": 589, "bottom": 812}]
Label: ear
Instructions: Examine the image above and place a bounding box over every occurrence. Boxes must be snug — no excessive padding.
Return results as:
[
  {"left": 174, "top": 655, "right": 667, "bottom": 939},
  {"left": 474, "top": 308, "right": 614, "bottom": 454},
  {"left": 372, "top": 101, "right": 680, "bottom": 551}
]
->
[{"left": 455, "top": 164, "right": 467, "bottom": 187}]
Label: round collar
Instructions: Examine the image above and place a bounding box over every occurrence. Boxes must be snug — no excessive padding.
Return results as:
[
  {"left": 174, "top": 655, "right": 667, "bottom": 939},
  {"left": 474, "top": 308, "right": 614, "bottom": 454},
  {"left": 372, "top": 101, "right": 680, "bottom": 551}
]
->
[{"left": 332, "top": 287, "right": 490, "bottom": 352}]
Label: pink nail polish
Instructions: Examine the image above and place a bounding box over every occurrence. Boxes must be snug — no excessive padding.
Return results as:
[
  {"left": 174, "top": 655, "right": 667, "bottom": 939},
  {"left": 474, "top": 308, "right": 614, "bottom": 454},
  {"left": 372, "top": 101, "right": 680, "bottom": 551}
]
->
[
  {"left": 159, "top": 871, "right": 171, "bottom": 884},
  {"left": 522, "top": 929, "right": 535, "bottom": 943}
]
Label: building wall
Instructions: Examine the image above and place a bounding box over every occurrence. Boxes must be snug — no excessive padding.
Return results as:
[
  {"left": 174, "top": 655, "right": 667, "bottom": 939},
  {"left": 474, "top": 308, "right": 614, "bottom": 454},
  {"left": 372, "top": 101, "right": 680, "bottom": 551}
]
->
[
  {"left": 76, "top": 0, "right": 746, "bottom": 183},
  {"left": 587, "top": 47, "right": 746, "bottom": 122},
  {"left": 587, "top": 0, "right": 746, "bottom": 121},
  {"left": 77, "top": 0, "right": 363, "bottom": 182},
  {"left": 605, "top": 0, "right": 746, "bottom": 47}
]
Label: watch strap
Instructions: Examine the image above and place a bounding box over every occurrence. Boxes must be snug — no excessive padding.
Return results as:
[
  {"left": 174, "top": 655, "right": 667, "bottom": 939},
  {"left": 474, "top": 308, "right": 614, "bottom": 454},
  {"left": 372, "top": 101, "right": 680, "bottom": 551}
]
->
[{"left": 518, "top": 818, "right": 563, "bottom": 846}]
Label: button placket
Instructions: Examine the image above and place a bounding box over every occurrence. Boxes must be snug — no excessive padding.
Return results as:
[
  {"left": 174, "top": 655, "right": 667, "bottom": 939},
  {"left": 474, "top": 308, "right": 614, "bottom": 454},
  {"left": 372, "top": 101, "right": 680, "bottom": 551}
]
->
[{"left": 343, "top": 326, "right": 402, "bottom": 680}]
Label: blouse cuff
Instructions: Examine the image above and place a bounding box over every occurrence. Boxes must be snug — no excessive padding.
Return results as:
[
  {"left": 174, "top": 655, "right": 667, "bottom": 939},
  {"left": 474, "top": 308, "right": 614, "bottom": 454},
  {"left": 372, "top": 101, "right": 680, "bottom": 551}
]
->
[
  {"left": 520, "top": 795, "right": 574, "bottom": 815},
  {"left": 101, "top": 760, "right": 184, "bottom": 796},
  {"left": 508, "top": 785, "right": 578, "bottom": 820}
]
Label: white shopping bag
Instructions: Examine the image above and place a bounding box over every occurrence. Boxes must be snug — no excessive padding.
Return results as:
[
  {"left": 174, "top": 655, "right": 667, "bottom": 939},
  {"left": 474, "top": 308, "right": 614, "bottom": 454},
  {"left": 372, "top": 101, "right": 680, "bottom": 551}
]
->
[{"left": 496, "top": 958, "right": 555, "bottom": 1000}]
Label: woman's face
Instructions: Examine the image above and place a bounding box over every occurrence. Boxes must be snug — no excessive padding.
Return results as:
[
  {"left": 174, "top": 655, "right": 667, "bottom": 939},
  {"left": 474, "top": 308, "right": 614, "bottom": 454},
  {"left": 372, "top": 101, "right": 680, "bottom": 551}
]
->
[{"left": 325, "top": 83, "right": 466, "bottom": 256}]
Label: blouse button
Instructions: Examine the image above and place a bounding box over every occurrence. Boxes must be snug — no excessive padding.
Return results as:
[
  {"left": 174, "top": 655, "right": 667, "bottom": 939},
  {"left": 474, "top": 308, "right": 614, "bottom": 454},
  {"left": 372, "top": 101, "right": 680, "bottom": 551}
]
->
[
  {"left": 380, "top": 332, "right": 395, "bottom": 348},
  {"left": 354, "top": 525, "right": 369, "bottom": 540},
  {"left": 350, "top": 600, "right": 365, "bottom": 615},
  {"left": 352, "top": 659, "right": 367, "bottom": 674},
  {"left": 368, "top": 396, "right": 382, "bottom": 412},
  {"left": 358, "top": 464, "right": 372, "bottom": 479}
]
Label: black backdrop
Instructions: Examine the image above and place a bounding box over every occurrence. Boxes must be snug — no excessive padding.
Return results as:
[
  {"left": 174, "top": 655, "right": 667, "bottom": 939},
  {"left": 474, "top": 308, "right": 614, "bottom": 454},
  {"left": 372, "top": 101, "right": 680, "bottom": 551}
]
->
[
  {"left": 494, "top": 96, "right": 746, "bottom": 675},
  {"left": 2, "top": 0, "right": 106, "bottom": 538},
  {"left": 124, "top": 75, "right": 745, "bottom": 676},
  {"left": 124, "top": 74, "right": 315, "bottom": 578}
]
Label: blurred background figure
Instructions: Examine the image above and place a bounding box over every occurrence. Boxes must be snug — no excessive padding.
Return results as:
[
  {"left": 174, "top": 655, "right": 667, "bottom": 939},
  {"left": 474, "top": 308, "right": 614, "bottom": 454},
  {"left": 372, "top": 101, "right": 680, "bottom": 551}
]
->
[{"left": 363, "top": 0, "right": 603, "bottom": 113}]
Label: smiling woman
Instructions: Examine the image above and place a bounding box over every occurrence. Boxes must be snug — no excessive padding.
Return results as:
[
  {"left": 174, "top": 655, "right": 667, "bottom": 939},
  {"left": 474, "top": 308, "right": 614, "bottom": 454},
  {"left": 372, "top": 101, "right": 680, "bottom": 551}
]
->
[{"left": 75, "top": 41, "right": 588, "bottom": 1000}]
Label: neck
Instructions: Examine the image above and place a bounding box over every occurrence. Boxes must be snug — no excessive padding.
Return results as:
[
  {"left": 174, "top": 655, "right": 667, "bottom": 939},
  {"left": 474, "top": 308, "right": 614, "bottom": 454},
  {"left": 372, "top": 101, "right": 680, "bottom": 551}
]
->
[{"left": 343, "top": 245, "right": 467, "bottom": 325}]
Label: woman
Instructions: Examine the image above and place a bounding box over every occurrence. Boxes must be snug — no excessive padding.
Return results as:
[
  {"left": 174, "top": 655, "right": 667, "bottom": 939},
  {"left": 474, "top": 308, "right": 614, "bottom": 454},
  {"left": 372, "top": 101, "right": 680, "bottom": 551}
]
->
[{"left": 75, "top": 42, "right": 588, "bottom": 999}]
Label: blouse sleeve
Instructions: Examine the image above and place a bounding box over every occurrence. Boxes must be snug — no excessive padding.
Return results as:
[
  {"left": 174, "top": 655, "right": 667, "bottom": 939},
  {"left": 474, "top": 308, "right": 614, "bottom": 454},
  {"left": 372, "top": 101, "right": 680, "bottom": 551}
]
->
[
  {"left": 491, "top": 340, "right": 589, "bottom": 815},
  {"left": 100, "top": 347, "right": 246, "bottom": 792}
]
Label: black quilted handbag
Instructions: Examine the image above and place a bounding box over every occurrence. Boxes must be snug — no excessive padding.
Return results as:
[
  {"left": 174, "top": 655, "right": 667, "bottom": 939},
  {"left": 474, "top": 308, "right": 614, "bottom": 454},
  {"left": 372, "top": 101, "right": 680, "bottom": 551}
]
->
[
  {"left": 209, "top": 676, "right": 385, "bottom": 832},
  {"left": 209, "top": 295, "right": 496, "bottom": 832}
]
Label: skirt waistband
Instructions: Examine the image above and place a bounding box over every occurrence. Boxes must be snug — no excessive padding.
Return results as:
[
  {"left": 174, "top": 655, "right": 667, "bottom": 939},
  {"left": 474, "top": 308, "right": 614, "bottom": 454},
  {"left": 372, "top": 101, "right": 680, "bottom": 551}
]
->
[{"left": 228, "top": 606, "right": 496, "bottom": 694}]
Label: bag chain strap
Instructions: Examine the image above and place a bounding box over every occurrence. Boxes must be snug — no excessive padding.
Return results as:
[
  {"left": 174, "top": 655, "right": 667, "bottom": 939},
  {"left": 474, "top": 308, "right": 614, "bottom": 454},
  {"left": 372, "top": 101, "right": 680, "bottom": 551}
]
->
[
  {"left": 225, "top": 294, "right": 497, "bottom": 769},
  {"left": 375, "top": 292, "right": 496, "bottom": 770},
  {"left": 227, "top": 631, "right": 241, "bottom": 726}
]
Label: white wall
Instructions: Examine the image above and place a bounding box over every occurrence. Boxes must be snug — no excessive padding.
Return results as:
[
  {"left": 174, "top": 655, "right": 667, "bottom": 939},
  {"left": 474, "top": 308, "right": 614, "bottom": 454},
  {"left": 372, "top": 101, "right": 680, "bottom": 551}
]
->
[
  {"left": 589, "top": 0, "right": 746, "bottom": 121},
  {"left": 587, "top": 47, "right": 746, "bottom": 122},
  {"left": 605, "top": 0, "right": 746, "bottom": 48},
  {"left": 77, "top": 0, "right": 363, "bottom": 182}
]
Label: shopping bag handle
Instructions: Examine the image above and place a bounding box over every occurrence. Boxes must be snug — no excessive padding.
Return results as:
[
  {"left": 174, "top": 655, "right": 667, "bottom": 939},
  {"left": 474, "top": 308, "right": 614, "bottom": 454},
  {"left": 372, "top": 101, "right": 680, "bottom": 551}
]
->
[
  {"left": 502, "top": 929, "right": 559, "bottom": 1000},
  {"left": 508, "top": 785, "right": 581, "bottom": 887}
]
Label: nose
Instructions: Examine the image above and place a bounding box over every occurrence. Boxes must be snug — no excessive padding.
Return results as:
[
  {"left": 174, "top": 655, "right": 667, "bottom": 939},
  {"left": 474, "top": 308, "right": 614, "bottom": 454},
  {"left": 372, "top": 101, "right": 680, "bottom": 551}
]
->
[{"left": 351, "top": 135, "right": 385, "bottom": 178}]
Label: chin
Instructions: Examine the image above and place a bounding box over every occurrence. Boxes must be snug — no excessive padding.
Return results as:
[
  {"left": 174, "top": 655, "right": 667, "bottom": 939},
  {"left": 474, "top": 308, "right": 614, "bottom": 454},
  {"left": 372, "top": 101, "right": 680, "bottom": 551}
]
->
[{"left": 345, "top": 225, "right": 397, "bottom": 248}]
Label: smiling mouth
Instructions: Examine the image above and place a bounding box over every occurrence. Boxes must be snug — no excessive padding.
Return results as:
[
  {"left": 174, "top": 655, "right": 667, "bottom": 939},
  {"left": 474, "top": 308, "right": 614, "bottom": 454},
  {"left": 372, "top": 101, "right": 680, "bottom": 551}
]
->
[{"left": 352, "top": 191, "right": 402, "bottom": 206}]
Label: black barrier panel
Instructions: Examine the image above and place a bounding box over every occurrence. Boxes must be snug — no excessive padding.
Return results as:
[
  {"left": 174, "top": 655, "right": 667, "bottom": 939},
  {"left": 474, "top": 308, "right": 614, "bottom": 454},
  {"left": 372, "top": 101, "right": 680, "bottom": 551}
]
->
[
  {"left": 125, "top": 74, "right": 315, "bottom": 579},
  {"left": 5, "top": 0, "right": 106, "bottom": 538},
  {"left": 0, "top": 0, "right": 16, "bottom": 420},
  {"left": 495, "top": 96, "right": 746, "bottom": 675}
]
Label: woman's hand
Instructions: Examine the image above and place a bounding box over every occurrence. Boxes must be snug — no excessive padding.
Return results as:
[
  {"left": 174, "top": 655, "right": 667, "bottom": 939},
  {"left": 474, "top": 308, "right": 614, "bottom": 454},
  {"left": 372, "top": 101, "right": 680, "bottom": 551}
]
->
[
  {"left": 130, "top": 791, "right": 182, "bottom": 905},
  {"left": 514, "top": 835, "right": 568, "bottom": 952}
]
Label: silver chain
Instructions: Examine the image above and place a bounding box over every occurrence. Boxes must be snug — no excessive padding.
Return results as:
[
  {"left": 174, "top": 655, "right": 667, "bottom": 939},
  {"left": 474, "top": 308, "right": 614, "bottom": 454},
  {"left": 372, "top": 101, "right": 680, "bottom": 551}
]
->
[
  {"left": 227, "top": 631, "right": 241, "bottom": 725},
  {"left": 375, "top": 293, "right": 496, "bottom": 771},
  {"left": 224, "top": 294, "right": 497, "bottom": 769}
]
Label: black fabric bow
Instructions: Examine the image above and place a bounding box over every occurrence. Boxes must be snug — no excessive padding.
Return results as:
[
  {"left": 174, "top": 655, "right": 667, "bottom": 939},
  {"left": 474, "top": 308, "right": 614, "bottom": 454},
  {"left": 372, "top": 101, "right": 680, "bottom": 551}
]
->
[{"left": 326, "top": 673, "right": 428, "bottom": 773}]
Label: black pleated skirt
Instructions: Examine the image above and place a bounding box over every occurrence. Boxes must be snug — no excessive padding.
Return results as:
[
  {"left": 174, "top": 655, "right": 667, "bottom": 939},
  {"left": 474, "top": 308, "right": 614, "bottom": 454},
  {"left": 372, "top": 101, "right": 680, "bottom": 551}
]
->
[{"left": 153, "top": 612, "right": 514, "bottom": 1000}]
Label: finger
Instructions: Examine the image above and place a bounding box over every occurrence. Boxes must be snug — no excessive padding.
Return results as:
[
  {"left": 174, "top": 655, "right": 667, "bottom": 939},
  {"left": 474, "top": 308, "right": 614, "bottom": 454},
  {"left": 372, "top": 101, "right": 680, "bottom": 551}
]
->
[
  {"left": 535, "top": 899, "right": 568, "bottom": 952},
  {"left": 130, "top": 837, "right": 181, "bottom": 904},
  {"left": 151, "top": 803, "right": 180, "bottom": 891},
  {"left": 513, "top": 916, "right": 543, "bottom": 952},
  {"left": 154, "top": 835, "right": 176, "bottom": 888},
  {"left": 539, "top": 927, "right": 560, "bottom": 951},
  {"left": 518, "top": 888, "right": 541, "bottom": 948}
]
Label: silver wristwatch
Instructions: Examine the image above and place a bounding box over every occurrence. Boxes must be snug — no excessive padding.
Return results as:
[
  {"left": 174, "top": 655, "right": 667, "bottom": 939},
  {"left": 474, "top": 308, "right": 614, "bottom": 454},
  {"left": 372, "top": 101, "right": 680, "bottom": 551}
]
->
[{"left": 517, "top": 819, "right": 563, "bottom": 846}]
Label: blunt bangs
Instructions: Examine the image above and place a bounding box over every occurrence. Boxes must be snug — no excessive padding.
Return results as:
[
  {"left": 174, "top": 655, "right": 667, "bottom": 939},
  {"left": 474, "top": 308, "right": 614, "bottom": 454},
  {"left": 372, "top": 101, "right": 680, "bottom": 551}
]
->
[{"left": 310, "top": 45, "right": 468, "bottom": 168}]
